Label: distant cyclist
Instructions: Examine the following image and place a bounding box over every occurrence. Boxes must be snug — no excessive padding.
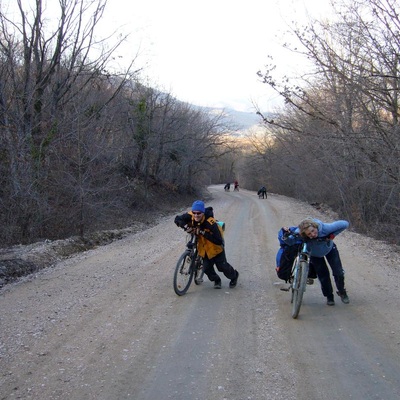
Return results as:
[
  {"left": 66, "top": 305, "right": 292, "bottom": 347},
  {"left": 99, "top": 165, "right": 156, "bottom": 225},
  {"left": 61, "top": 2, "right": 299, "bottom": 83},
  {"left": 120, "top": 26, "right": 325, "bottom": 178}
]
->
[{"left": 257, "top": 186, "right": 267, "bottom": 199}]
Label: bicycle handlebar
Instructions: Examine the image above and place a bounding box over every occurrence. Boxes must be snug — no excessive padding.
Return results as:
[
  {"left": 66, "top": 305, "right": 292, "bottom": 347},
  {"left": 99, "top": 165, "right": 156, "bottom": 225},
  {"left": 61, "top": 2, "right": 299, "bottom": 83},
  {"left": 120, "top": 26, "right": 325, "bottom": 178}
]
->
[{"left": 283, "top": 232, "right": 332, "bottom": 243}]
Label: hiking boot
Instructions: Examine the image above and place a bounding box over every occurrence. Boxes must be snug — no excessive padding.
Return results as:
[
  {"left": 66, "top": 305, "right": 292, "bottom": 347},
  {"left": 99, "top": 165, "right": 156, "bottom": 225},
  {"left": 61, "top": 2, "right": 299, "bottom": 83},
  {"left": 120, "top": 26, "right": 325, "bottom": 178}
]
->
[
  {"left": 327, "top": 296, "right": 335, "bottom": 306},
  {"left": 229, "top": 271, "right": 239, "bottom": 288},
  {"left": 307, "top": 278, "right": 314, "bottom": 285},
  {"left": 337, "top": 291, "right": 350, "bottom": 304},
  {"left": 214, "top": 279, "right": 222, "bottom": 289}
]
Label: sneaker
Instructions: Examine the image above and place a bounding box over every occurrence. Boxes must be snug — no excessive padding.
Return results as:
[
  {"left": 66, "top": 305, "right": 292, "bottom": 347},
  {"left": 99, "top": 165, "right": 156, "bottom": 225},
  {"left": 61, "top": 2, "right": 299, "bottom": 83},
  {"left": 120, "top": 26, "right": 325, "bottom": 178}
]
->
[
  {"left": 214, "top": 279, "right": 222, "bottom": 289},
  {"left": 229, "top": 271, "right": 239, "bottom": 288},
  {"left": 327, "top": 296, "right": 335, "bottom": 306},
  {"left": 308, "top": 271, "right": 317, "bottom": 279},
  {"left": 337, "top": 291, "right": 350, "bottom": 304},
  {"left": 307, "top": 278, "right": 314, "bottom": 285}
]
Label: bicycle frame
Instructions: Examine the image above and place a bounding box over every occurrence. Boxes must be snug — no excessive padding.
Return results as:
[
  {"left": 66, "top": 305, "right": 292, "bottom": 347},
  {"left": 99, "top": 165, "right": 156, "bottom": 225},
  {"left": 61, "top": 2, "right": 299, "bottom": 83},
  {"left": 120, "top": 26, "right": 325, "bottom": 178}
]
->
[{"left": 290, "top": 241, "right": 311, "bottom": 318}]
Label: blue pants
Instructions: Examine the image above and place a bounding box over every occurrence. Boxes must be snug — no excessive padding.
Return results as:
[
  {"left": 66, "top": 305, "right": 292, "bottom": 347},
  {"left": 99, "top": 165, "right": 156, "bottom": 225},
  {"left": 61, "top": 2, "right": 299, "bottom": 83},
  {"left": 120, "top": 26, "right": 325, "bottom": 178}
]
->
[{"left": 311, "top": 244, "right": 346, "bottom": 297}]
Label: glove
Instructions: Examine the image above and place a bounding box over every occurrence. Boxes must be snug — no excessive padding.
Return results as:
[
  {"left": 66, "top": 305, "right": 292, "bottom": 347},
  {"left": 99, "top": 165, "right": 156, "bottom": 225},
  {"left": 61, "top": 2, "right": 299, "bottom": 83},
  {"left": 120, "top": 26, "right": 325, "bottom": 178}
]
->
[
  {"left": 174, "top": 214, "right": 192, "bottom": 228},
  {"left": 174, "top": 216, "right": 182, "bottom": 227},
  {"left": 327, "top": 233, "right": 335, "bottom": 240},
  {"left": 175, "top": 216, "right": 187, "bottom": 228},
  {"left": 283, "top": 231, "right": 295, "bottom": 241},
  {"left": 281, "top": 227, "right": 291, "bottom": 240}
]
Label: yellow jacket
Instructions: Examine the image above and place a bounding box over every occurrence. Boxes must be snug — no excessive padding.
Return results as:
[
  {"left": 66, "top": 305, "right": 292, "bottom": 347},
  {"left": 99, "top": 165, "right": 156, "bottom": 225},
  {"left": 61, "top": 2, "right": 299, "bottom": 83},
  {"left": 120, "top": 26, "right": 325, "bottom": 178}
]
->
[{"left": 191, "top": 214, "right": 224, "bottom": 259}]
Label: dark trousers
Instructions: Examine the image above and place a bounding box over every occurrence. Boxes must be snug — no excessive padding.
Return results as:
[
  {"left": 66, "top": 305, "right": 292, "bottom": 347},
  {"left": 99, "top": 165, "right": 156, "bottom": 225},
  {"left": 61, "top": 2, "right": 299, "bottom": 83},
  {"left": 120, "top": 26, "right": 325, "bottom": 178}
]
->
[
  {"left": 311, "top": 244, "right": 346, "bottom": 297},
  {"left": 202, "top": 251, "right": 236, "bottom": 282}
]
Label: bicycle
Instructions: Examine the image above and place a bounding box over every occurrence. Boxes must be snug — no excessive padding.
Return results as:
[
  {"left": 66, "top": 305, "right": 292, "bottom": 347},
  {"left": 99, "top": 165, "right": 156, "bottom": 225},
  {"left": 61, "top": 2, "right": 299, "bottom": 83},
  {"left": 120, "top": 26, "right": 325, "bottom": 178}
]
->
[
  {"left": 280, "top": 234, "right": 331, "bottom": 318},
  {"left": 288, "top": 241, "right": 311, "bottom": 318},
  {"left": 173, "top": 232, "right": 205, "bottom": 296}
]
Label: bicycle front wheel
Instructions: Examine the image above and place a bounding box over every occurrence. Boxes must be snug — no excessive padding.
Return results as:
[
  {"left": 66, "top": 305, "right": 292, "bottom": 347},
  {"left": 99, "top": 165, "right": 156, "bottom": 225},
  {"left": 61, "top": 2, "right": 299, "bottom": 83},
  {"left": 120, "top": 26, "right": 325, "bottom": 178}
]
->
[
  {"left": 173, "top": 251, "right": 195, "bottom": 296},
  {"left": 291, "top": 260, "right": 309, "bottom": 319}
]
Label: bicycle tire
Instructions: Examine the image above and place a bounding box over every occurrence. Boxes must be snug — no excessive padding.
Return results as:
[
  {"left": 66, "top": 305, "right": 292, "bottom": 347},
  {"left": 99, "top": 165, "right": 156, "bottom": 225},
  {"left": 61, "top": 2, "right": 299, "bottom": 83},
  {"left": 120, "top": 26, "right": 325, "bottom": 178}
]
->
[
  {"left": 290, "top": 256, "right": 299, "bottom": 304},
  {"left": 173, "top": 251, "right": 195, "bottom": 296},
  {"left": 291, "top": 259, "right": 309, "bottom": 319}
]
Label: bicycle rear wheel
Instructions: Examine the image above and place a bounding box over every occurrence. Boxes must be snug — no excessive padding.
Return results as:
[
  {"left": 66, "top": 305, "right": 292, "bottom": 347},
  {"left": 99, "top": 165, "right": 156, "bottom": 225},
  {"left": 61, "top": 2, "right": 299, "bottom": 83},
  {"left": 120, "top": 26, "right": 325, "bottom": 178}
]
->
[
  {"left": 291, "top": 259, "right": 309, "bottom": 319},
  {"left": 173, "top": 251, "right": 194, "bottom": 296}
]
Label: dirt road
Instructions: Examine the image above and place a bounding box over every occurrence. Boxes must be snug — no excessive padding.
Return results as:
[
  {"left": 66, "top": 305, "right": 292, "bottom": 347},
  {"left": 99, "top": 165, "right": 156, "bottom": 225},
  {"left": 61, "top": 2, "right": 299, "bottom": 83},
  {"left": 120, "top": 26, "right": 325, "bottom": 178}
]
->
[{"left": 1, "top": 185, "right": 400, "bottom": 400}]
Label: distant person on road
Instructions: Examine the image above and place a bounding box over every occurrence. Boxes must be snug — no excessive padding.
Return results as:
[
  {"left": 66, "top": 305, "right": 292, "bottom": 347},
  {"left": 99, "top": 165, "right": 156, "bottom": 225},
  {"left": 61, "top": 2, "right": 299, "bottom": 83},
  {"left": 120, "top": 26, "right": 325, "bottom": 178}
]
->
[
  {"left": 234, "top": 180, "right": 239, "bottom": 191},
  {"left": 257, "top": 186, "right": 267, "bottom": 199},
  {"left": 174, "top": 200, "right": 239, "bottom": 289},
  {"left": 224, "top": 183, "right": 231, "bottom": 191},
  {"left": 281, "top": 218, "right": 350, "bottom": 306}
]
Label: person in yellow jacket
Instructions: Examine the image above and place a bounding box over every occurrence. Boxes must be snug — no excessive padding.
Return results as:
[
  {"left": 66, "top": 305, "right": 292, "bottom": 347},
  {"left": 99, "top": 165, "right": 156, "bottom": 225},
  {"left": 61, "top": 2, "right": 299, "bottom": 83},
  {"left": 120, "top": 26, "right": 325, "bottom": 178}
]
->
[{"left": 174, "top": 200, "right": 239, "bottom": 289}]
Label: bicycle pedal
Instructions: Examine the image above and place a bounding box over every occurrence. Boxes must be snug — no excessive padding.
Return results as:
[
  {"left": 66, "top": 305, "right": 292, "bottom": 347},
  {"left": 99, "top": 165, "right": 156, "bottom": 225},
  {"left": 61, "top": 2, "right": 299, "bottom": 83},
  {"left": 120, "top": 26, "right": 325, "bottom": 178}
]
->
[
  {"left": 195, "top": 279, "right": 204, "bottom": 284},
  {"left": 280, "top": 287, "right": 290, "bottom": 292}
]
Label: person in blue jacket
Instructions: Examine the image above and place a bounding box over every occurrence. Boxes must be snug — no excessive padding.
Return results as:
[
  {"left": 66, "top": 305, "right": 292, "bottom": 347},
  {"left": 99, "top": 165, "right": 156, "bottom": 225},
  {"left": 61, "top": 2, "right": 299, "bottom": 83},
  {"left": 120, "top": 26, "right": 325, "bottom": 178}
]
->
[{"left": 282, "top": 218, "right": 350, "bottom": 306}]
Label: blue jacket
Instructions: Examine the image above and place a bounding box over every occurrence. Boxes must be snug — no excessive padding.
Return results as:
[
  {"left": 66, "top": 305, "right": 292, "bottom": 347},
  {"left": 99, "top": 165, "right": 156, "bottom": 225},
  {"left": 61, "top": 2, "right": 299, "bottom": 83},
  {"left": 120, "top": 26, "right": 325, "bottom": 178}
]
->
[{"left": 283, "top": 219, "right": 349, "bottom": 257}]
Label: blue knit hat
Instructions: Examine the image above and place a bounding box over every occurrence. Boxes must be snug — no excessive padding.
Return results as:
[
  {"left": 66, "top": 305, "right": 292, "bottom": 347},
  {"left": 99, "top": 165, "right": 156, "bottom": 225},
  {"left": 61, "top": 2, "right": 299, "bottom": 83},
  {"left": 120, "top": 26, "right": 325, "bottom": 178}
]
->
[{"left": 191, "top": 200, "right": 205, "bottom": 213}]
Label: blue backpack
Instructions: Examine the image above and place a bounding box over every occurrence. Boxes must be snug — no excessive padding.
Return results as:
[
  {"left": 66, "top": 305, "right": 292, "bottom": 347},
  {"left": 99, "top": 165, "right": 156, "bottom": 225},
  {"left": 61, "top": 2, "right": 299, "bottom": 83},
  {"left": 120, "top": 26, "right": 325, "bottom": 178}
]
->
[{"left": 277, "top": 227, "right": 302, "bottom": 282}]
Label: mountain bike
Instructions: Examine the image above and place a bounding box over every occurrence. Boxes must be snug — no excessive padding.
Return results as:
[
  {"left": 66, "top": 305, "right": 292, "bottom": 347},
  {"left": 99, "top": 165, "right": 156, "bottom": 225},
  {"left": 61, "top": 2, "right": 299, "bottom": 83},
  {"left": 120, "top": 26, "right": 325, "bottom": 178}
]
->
[
  {"left": 289, "top": 241, "right": 311, "bottom": 318},
  {"left": 173, "top": 233, "right": 204, "bottom": 296}
]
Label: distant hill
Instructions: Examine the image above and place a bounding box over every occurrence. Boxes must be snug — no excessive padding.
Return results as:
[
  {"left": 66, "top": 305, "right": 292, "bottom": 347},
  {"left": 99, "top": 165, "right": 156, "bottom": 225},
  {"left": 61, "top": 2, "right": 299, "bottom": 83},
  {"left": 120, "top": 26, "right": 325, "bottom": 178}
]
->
[
  {"left": 199, "top": 106, "right": 275, "bottom": 132},
  {"left": 222, "top": 108, "right": 263, "bottom": 130}
]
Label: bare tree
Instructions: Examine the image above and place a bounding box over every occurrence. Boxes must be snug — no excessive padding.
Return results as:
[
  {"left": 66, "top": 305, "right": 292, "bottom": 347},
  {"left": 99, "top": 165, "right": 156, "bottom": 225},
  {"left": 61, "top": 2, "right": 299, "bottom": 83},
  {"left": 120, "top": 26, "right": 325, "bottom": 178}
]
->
[
  {"left": 0, "top": 0, "right": 137, "bottom": 242},
  {"left": 254, "top": 0, "right": 400, "bottom": 241}
]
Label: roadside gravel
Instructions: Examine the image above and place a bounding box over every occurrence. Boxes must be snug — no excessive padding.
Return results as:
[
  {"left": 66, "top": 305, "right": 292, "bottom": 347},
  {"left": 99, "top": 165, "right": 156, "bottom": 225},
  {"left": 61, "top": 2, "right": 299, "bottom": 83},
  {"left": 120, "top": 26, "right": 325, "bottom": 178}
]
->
[{"left": 1, "top": 187, "right": 399, "bottom": 400}]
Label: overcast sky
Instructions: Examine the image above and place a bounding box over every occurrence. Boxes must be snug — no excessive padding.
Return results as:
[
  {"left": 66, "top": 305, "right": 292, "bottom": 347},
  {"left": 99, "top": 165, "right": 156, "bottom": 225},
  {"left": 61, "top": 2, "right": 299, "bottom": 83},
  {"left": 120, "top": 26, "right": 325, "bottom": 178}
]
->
[
  {"left": 5, "top": 0, "right": 334, "bottom": 113},
  {"left": 97, "top": 0, "right": 333, "bottom": 113}
]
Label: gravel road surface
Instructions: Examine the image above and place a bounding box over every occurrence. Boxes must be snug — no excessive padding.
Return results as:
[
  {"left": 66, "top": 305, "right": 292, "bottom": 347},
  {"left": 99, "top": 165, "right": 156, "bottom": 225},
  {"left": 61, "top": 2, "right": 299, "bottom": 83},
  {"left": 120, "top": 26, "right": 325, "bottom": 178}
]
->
[{"left": 1, "top": 185, "right": 400, "bottom": 400}]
